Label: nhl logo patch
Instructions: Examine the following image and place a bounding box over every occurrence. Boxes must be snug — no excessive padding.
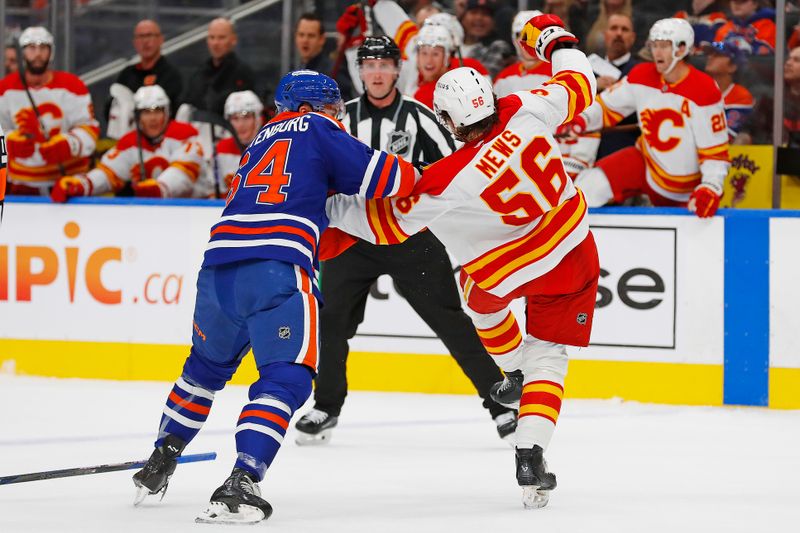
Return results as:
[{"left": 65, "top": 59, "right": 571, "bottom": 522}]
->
[
  {"left": 387, "top": 130, "right": 411, "bottom": 156},
  {"left": 278, "top": 326, "right": 291, "bottom": 339},
  {"left": 576, "top": 312, "right": 588, "bottom": 325}
]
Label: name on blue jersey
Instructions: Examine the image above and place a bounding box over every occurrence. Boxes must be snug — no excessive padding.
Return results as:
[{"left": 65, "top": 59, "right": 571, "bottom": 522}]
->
[{"left": 252, "top": 116, "right": 310, "bottom": 147}]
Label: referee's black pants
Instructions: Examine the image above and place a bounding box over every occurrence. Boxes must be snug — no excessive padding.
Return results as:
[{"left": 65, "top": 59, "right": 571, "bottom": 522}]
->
[{"left": 313, "top": 231, "right": 511, "bottom": 419}]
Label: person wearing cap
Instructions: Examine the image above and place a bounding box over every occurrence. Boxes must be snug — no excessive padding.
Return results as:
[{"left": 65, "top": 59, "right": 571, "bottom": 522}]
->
[
  {"left": 703, "top": 38, "right": 754, "bottom": 139},
  {"left": 459, "top": 0, "right": 514, "bottom": 77},
  {"left": 293, "top": 35, "right": 516, "bottom": 446},
  {"left": 50, "top": 85, "right": 209, "bottom": 201},
  {"left": 0, "top": 26, "right": 99, "bottom": 196},
  {"left": 110, "top": 20, "right": 183, "bottom": 120},
  {"left": 214, "top": 90, "right": 264, "bottom": 196}
]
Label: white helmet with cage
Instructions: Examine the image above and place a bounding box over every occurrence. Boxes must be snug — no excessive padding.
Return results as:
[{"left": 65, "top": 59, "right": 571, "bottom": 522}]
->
[
  {"left": 648, "top": 18, "right": 695, "bottom": 75},
  {"left": 424, "top": 13, "right": 464, "bottom": 49},
  {"left": 19, "top": 26, "right": 54, "bottom": 48},
  {"left": 224, "top": 90, "right": 264, "bottom": 119},
  {"left": 415, "top": 23, "right": 455, "bottom": 57},
  {"left": 134, "top": 85, "right": 171, "bottom": 116},
  {"left": 511, "top": 10, "right": 543, "bottom": 58},
  {"left": 433, "top": 67, "right": 495, "bottom": 136}
]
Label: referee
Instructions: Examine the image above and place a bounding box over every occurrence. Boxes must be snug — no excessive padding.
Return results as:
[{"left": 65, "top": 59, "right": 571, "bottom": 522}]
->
[{"left": 295, "top": 36, "right": 517, "bottom": 444}]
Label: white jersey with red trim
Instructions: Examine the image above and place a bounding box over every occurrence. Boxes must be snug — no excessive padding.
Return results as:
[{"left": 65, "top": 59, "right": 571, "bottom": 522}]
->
[
  {"left": 86, "top": 121, "right": 209, "bottom": 198},
  {"left": 214, "top": 136, "right": 244, "bottom": 196},
  {"left": 328, "top": 49, "right": 596, "bottom": 298},
  {"left": 581, "top": 62, "right": 730, "bottom": 202},
  {"left": 493, "top": 61, "right": 552, "bottom": 97},
  {"left": 0, "top": 71, "right": 99, "bottom": 190}
]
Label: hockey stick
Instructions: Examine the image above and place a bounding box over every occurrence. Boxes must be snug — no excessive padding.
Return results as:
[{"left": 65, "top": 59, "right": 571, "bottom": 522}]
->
[
  {"left": 192, "top": 110, "right": 243, "bottom": 199},
  {"left": 0, "top": 452, "right": 216, "bottom": 486}
]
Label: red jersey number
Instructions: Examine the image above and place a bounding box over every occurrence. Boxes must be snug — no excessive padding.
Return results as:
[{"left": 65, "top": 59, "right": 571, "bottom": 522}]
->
[{"left": 480, "top": 136, "right": 568, "bottom": 225}]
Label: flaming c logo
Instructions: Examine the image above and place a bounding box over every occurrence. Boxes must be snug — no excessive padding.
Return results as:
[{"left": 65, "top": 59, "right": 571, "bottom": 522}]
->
[
  {"left": 640, "top": 108, "right": 684, "bottom": 152},
  {"left": 0, "top": 221, "right": 121, "bottom": 304}
]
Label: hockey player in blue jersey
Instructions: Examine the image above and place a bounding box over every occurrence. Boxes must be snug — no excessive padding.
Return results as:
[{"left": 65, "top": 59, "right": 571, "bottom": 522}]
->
[{"left": 131, "top": 70, "right": 416, "bottom": 525}]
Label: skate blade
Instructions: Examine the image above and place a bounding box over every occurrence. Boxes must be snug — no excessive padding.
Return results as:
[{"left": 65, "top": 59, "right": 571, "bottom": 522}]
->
[
  {"left": 294, "top": 428, "right": 333, "bottom": 446},
  {"left": 133, "top": 485, "right": 150, "bottom": 507},
  {"left": 522, "top": 486, "right": 550, "bottom": 509},
  {"left": 195, "top": 501, "right": 266, "bottom": 525}
]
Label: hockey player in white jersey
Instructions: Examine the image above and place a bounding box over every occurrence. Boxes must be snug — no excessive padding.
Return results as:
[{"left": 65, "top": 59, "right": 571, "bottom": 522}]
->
[
  {"left": 51, "top": 85, "right": 210, "bottom": 201},
  {"left": 213, "top": 90, "right": 264, "bottom": 196},
  {"left": 572, "top": 18, "right": 730, "bottom": 217},
  {"left": 327, "top": 14, "right": 599, "bottom": 509},
  {"left": 0, "top": 27, "right": 99, "bottom": 196}
]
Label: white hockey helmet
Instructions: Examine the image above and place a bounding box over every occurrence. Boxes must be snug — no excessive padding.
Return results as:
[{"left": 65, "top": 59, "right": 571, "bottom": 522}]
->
[
  {"left": 19, "top": 26, "right": 54, "bottom": 48},
  {"left": 648, "top": 18, "right": 695, "bottom": 74},
  {"left": 224, "top": 90, "right": 264, "bottom": 119},
  {"left": 433, "top": 67, "right": 496, "bottom": 135},
  {"left": 415, "top": 23, "right": 455, "bottom": 57},
  {"left": 134, "top": 85, "right": 170, "bottom": 117},
  {"left": 424, "top": 13, "right": 464, "bottom": 49},
  {"left": 511, "top": 10, "right": 543, "bottom": 58}
]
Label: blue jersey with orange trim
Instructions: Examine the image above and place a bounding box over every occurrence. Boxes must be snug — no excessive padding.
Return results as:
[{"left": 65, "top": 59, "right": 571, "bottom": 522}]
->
[{"left": 202, "top": 110, "right": 416, "bottom": 297}]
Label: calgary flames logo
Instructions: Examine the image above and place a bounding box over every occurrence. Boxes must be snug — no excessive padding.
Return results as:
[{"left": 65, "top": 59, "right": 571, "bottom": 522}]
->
[{"left": 639, "top": 108, "right": 684, "bottom": 152}]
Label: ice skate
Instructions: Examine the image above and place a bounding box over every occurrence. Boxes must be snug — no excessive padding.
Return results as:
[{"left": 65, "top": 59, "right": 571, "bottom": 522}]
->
[
  {"left": 494, "top": 411, "right": 517, "bottom": 445},
  {"left": 195, "top": 468, "right": 273, "bottom": 525},
  {"left": 294, "top": 408, "right": 338, "bottom": 445},
  {"left": 132, "top": 434, "right": 186, "bottom": 506},
  {"left": 516, "top": 445, "right": 556, "bottom": 509},
  {"left": 490, "top": 370, "right": 524, "bottom": 409}
]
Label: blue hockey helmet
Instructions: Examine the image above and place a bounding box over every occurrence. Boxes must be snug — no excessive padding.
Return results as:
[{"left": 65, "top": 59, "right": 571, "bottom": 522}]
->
[{"left": 274, "top": 70, "right": 344, "bottom": 119}]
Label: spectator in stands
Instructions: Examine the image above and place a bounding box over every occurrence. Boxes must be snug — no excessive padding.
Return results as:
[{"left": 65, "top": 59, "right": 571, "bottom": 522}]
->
[
  {"left": 594, "top": 13, "right": 641, "bottom": 160},
  {"left": 714, "top": 0, "right": 776, "bottom": 55},
  {"left": 459, "top": 0, "right": 513, "bottom": 77},
  {"left": 181, "top": 17, "right": 255, "bottom": 117},
  {"left": 295, "top": 12, "right": 353, "bottom": 101},
  {"left": 584, "top": 0, "right": 633, "bottom": 56},
  {"left": 543, "top": 0, "right": 590, "bottom": 44},
  {"left": 415, "top": 4, "right": 442, "bottom": 25},
  {"left": 51, "top": 85, "right": 210, "bottom": 201},
  {"left": 736, "top": 46, "right": 800, "bottom": 147},
  {"left": 703, "top": 38, "right": 754, "bottom": 140},
  {"left": 674, "top": 0, "right": 728, "bottom": 46},
  {"left": 113, "top": 20, "right": 182, "bottom": 118},
  {"left": 4, "top": 45, "right": 17, "bottom": 75},
  {"left": 0, "top": 27, "right": 99, "bottom": 196}
]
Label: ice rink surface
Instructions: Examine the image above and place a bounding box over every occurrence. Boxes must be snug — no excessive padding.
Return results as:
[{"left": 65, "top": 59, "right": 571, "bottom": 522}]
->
[{"left": 0, "top": 375, "right": 797, "bottom": 533}]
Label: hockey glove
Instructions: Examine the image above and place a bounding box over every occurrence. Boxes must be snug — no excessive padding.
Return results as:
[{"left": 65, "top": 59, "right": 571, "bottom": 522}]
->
[
  {"left": 14, "top": 108, "right": 45, "bottom": 140},
  {"left": 133, "top": 178, "right": 167, "bottom": 198},
  {"left": 519, "top": 14, "right": 578, "bottom": 63},
  {"left": 51, "top": 175, "right": 92, "bottom": 203},
  {"left": 6, "top": 130, "right": 37, "bottom": 159},
  {"left": 336, "top": 4, "right": 368, "bottom": 49},
  {"left": 40, "top": 133, "right": 79, "bottom": 165},
  {"left": 555, "top": 114, "right": 587, "bottom": 139},
  {"left": 688, "top": 184, "right": 721, "bottom": 218}
]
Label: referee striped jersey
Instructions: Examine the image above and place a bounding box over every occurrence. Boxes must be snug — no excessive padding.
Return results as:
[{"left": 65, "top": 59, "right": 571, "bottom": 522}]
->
[{"left": 342, "top": 92, "right": 457, "bottom": 162}]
